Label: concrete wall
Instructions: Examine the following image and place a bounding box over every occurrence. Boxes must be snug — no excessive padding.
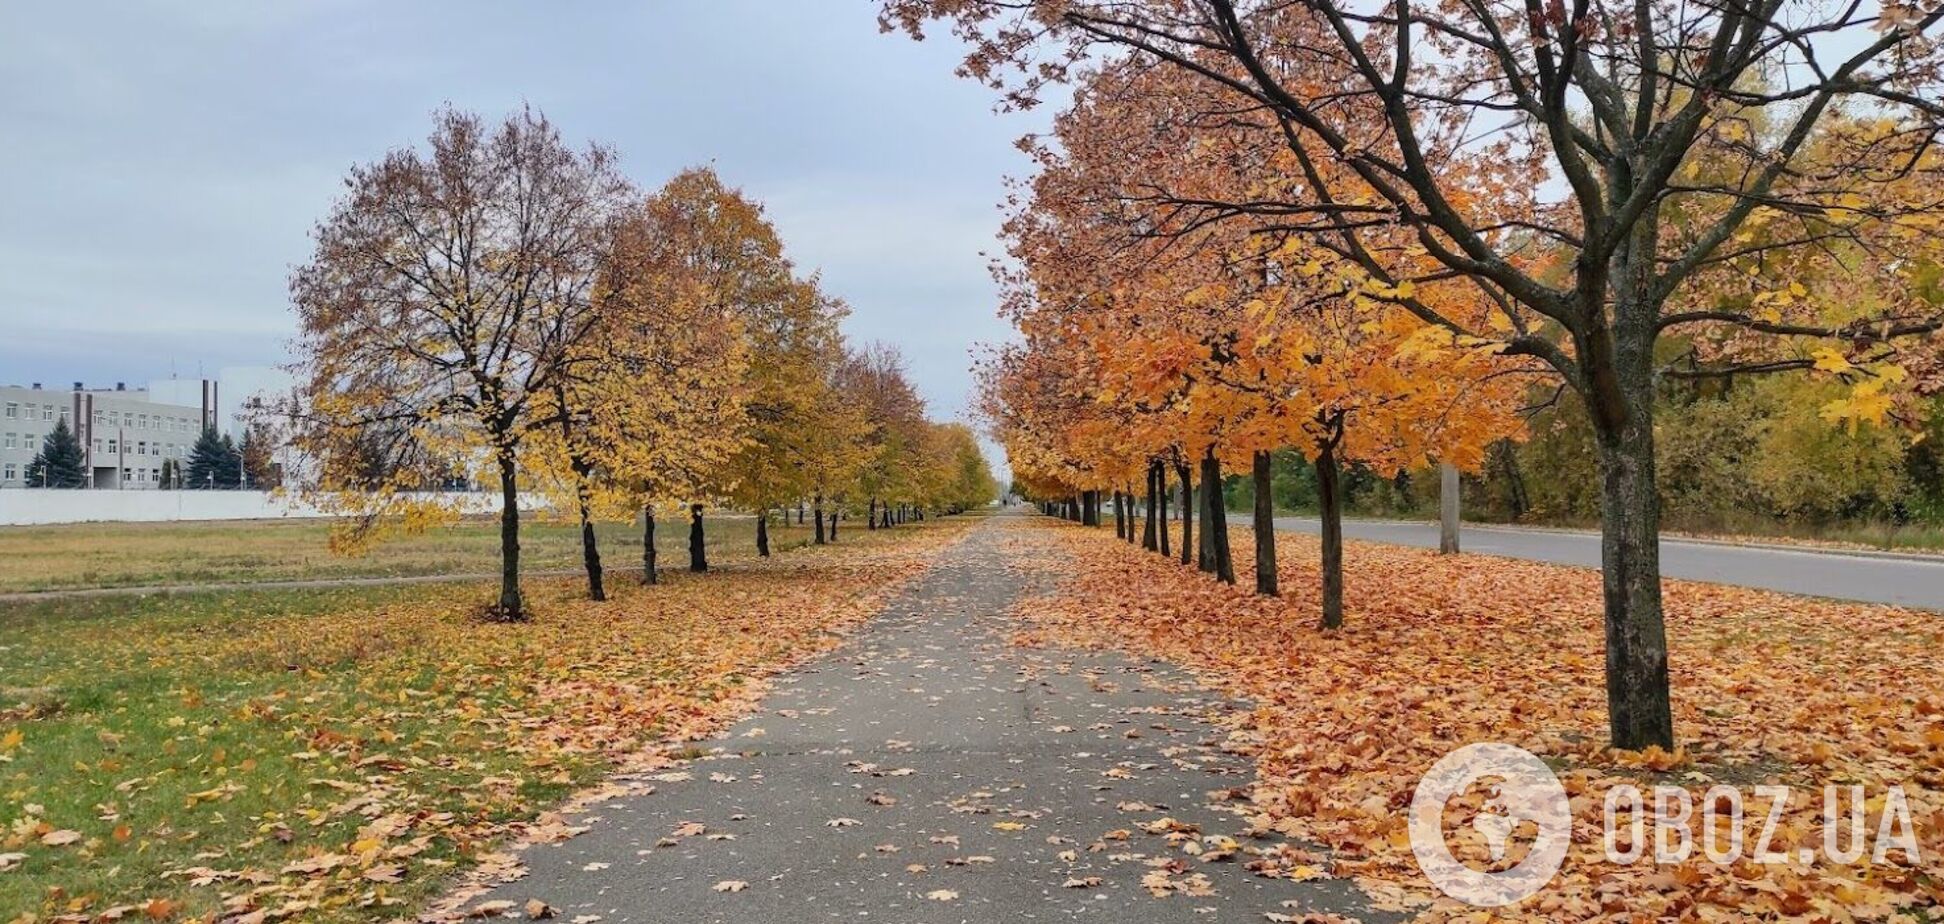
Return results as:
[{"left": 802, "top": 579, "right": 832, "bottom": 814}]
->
[{"left": 0, "top": 490, "right": 540, "bottom": 526}]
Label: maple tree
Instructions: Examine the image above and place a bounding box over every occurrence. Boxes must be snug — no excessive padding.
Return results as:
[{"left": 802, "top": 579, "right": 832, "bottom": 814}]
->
[
  {"left": 886, "top": 0, "right": 1944, "bottom": 749},
  {"left": 980, "top": 60, "right": 1528, "bottom": 625},
  {"left": 285, "top": 106, "right": 632, "bottom": 621},
  {"left": 525, "top": 188, "right": 752, "bottom": 599}
]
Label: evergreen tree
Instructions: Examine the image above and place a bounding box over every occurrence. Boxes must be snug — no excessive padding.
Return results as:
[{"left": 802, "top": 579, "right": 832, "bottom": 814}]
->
[
  {"left": 186, "top": 426, "right": 242, "bottom": 489},
  {"left": 24, "top": 418, "right": 86, "bottom": 488},
  {"left": 160, "top": 458, "right": 178, "bottom": 490}
]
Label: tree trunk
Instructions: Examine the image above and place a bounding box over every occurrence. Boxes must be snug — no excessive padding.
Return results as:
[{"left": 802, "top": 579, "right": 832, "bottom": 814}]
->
[
  {"left": 688, "top": 503, "right": 708, "bottom": 572},
  {"left": 1316, "top": 433, "right": 1345, "bottom": 629},
  {"left": 1592, "top": 389, "right": 1675, "bottom": 750},
  {"left": 1439, "top": 462, "right": 1461, "bottom": 554},
  {"left": 797, "top": 501, "right": 805, "bottom": 525},
  {"left": 1199, "top": 448, "right": 1233, "bottom": 584},
  {"left": 757, "top": 509, "right": 771, "bottom": 557},
  {"left": 641, "top": 505, "right": 658, "bottom": 585},
  {"left": 1157, "top": 475, "right": 1171, "bottom": 558},
  {"left": 830, "top": 505, "right": 840, "bottom": 542},
  {"left": 1177, "top": 462, "right": 1193, "bottom": 566},
  {"left": 1252, "top": 449, "right": 1277, "bottom": 596},
  {"left": 814, "top": 494, "right": 826, "bottom": 544},
  {"left": 1141, "top": 464, "right": 1159, "bottom": 551},
  {"left": 493, "top": 451, "right": 524, "bottom": 620},
  {"left": 576, "top": 477, "right": 605, "bottom": 602},
  {"left": 868, "top": 497, "right": 878, "bottom": 530},
  {"left": 1081, "top": 490, "right": 1099, "bottom": 526},
  {"left": 1112, "top": 490, "right": 1125, "bottom": 539}
]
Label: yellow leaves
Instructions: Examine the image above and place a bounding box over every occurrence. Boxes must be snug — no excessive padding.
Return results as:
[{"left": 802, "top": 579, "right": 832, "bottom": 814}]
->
[
  {"left": 1810, "top": 348, "right": 1854, "bottom": 374},
  {"left": 1819, "top": 380, "right": 1894, "bottom": 433},
  {"left": 0, "top": 728, "right": 21, "bottom": 751}
]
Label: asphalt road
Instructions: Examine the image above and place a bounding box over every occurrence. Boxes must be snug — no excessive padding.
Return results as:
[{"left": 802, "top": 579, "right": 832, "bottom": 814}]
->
[
  {"left": 465, "top": 514, "right": 1388, "bottom": 923},
  {"left": 1275, "top": 516, "right": 1944, "bottom": 611}
]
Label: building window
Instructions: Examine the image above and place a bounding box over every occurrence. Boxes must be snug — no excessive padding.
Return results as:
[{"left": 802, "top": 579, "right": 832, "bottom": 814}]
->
[
  {"left": 3, "top": 433, "right": 13, "bottom": 450},
  {"left": 3, "top": 403, "right": 15, "bottom": 419},
  {"left": 107, "top": 439, "right": 117, "bottom": 454},
  {"left": 2, "top": 464, "right": 13, "bottom": 481}
]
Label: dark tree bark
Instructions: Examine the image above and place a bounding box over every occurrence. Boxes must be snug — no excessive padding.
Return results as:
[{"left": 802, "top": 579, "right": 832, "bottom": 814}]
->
[
  {"left": 868, "top": 497, "right": 878, "bottom": 530},
  {"left": 1316, "top": 428, "right": 1345, "bottom": 630},
  {"left": 493, "top": 450, "right": 524, "bottom": 620},
  {"left": 1592, "top": 348, "right": 1675, "bottom": 750},
  {"left": 1157, "top": 475, "right": 1171, "bottom": 558},
  {"left": 814, "top": 493, "right": 827, "bottom": 544},
  {"left": 1252, "top": 449, "right": 1277, "bottom": 597},
  {"left": 688, "top": 503, "right": 708, "bottom": 572},
  {"left": 830, "top": 505, "right": 840, "bottom": 542},
  {"left": 641, "top": 505, "right": 658, "bottom": 585},
  {"left": 757, "top": 509, "right": 771, "bottom": 557},
  {"left": 1112, "top": 490, "right": 1125, "bottom": 539},
  {"left": 797, "top": 502, "right": 805, "bottom": 525},
  {"left": 1177, "top": 462, "right": 1193, "bottom": 566},
  {"left": 1081, "top": 490, "right": 1099, "bottom": 526},
  {"left": 1141, "top": 464, "right": 1159, "bottom": 550},
  {"left": 1199, "top": 448, "right": 1233, "bottom": 584},
  {"left": 577, "top": 486, "right": 605, "bottom": 602}
]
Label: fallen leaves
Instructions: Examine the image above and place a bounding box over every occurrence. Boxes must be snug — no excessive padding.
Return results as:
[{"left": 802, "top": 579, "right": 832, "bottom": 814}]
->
[
  {"left": 1015, "top": 519, "right": 1944, "bottom": 920},
  {"left": 0, "top": 520, "right": 972, "bottom": 921},
  {"left": 712, "top": 879, "right": 749, "bottom": 893}
]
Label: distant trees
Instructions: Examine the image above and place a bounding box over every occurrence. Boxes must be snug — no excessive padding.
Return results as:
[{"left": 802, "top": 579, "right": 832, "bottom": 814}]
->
[
  {"left": 282, "top": 107, "right": 997, "bottom": 619},
  {"left": 25, "top": 419, "right": 85, "bottom": 488},
  {"left": 186, "top": 426, "right": 241, "bottom": 489}
]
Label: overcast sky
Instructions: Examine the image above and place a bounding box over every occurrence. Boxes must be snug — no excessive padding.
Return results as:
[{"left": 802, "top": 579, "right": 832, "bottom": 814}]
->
[{"left": 0, "top": 1, "right": 1041, "bottom": 439}]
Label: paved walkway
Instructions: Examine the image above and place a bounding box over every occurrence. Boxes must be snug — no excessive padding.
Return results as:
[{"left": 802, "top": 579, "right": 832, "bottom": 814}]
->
[
  {"left": 1276, "top": 516, "right": 1944, "bottom": 611},
  {"left": 468, "top": 512, "right": 1383, "bottom": 922}
]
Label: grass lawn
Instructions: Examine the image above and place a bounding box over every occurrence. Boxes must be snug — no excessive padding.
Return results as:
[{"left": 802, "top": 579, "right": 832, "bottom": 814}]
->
[
  {"left": 0, "top": 512, "right": 832, "bottom": 593},
  {"left": 0, "top": 517, "right": 967, "bottom": 921}
]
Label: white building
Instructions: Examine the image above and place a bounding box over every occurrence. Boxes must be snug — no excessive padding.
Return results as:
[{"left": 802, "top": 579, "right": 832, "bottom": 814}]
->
[{"left": 0, "top": 380, "right": 218, "bottom": 489}]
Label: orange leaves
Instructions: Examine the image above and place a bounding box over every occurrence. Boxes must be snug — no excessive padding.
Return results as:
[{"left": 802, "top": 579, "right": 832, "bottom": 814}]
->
[{"left": 1015, "top": 519, "right": 1944, "bottom": 919}]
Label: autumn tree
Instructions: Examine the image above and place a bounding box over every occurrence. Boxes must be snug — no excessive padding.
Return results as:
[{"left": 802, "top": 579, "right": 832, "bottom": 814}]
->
[
  {"left": 836, "top": 343, "right": 929, "bottom": 529},
  {"left": 526, "top": 190, "right": 752, "bottom": 598},
  {"left": 886, "top": 0, "right": 1944, "bottom": 749},
  {"left": 286, "top": 107, "right": 631, "bottom": 621},
  {"left": 639, "top": 169, "right": 854, "bottom": 560}
]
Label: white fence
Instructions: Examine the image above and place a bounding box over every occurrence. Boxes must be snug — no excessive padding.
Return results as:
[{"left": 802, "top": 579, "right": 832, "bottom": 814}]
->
[{"left": 0, "top": 489, "right": 539, "bottom": 526}]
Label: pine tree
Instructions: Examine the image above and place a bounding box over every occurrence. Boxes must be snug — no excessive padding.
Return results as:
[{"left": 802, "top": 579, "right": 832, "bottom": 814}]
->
[
  {"left": 186, "top": 426, "right": 241, "bottom": 489},
  {"left": 25, "top": 418, "right": 86, "bottom": 488}
]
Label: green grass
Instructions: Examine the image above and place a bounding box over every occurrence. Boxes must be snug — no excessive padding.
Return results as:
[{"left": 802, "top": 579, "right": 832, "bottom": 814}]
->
[
  {"left": 0, "top": 513, "right": 830, "bottom": 593},
  {"left": 0, "top": 516, "right": 964, "bottom": 919}
]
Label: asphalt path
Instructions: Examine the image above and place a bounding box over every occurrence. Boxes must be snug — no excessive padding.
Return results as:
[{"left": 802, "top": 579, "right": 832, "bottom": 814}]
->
[
  {"left": 1275, "top": 516, "right": 1944, "bottom": 611},
  {"left": 463, "top": 512, "right": 1390, "bottom": 923}
]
